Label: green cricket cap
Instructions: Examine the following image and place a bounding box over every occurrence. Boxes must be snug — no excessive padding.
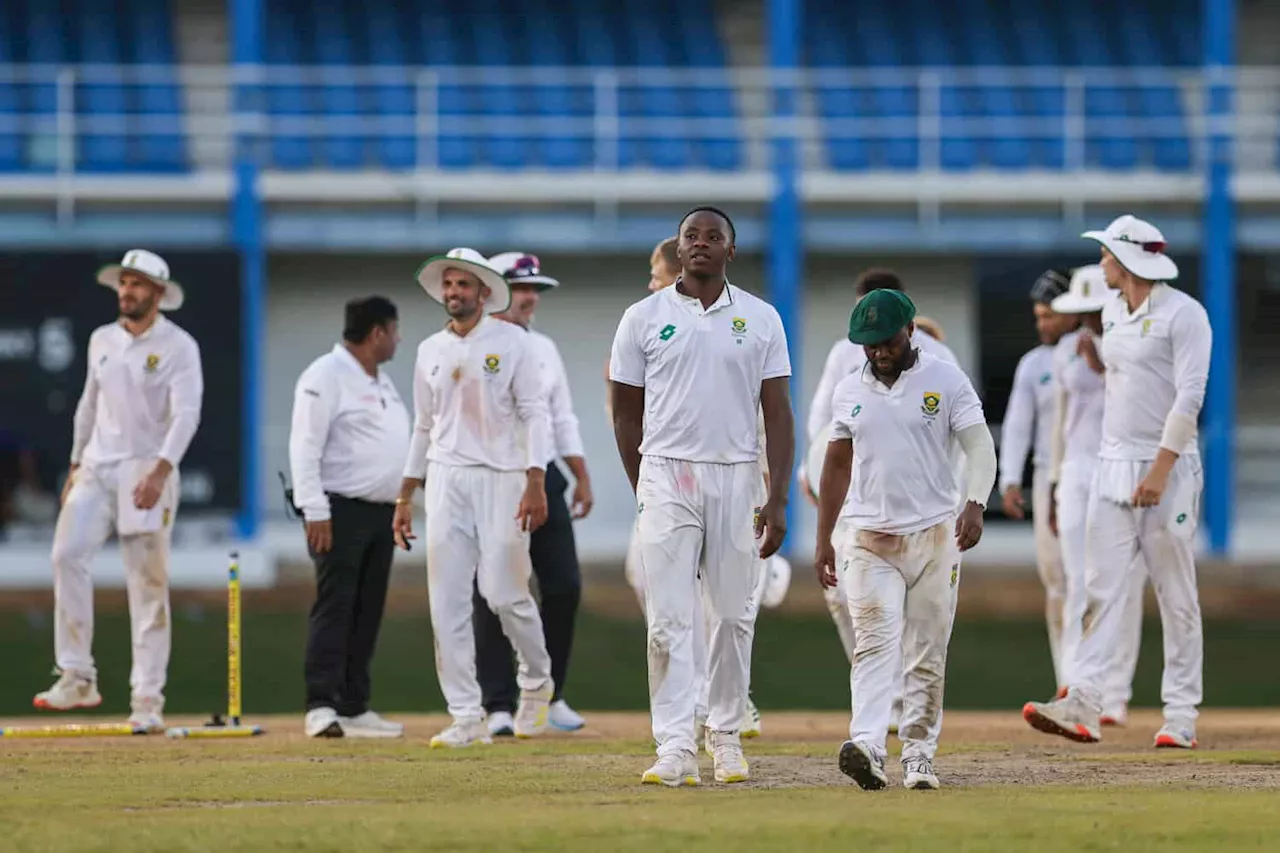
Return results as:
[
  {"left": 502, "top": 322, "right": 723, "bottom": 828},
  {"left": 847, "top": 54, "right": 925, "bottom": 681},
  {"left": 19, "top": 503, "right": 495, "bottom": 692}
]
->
[{"left": 847, "top": 288, "right": 917, "bottom": 345}]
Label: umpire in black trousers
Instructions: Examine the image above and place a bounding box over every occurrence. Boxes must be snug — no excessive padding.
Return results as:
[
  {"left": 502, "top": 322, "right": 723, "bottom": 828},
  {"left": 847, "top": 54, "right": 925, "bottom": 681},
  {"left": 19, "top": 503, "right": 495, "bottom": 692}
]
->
[
  {"left": 288, "top": 296, "right": 411, "bottom": 739},
  {"left": 471, "top": 252, "right": 594, "bottom": 735}
]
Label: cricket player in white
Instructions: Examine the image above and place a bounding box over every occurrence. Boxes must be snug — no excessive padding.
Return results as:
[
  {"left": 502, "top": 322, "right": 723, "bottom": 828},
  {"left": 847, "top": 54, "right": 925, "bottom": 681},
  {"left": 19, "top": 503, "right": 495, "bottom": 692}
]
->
[
  {"left": 35, "top": 249, "right": 203, "bottom": 732},
  {"left": 1025, "top": 215, "right": 1211, "bottom": 749},
  {"left": 814, "top": 289, "right": 996, "bottom": 791},
  {"left": 1046, "top": 266, "right": 1146, "bottom": 725},
  {"left": 998, "top": 269, "right": 1078, "bottom": 692},
  {"left": 391, "top": 248, "right": 555, "bottom": 749},
  {"left": 610, "top": 207, "right": 794, "bottom": 786}
]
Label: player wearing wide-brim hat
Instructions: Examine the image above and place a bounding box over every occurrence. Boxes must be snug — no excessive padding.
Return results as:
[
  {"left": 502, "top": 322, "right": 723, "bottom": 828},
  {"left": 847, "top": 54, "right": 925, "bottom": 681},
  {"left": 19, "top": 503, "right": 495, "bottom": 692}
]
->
[
  {"left": 1082, "top": 215, "right": 1178, "bottom": 283},
  {"left": 488, "top": 252, "right": 560, "bottom": 292},
  {"left": 1051, "top": 265, "right": 1114, "bottom": 315},
  {"left": 96, "top": 249, "right": 185, "bottom": 311},
  {"left": 416, "top": 247, "right": 511, "bottom": 314}
]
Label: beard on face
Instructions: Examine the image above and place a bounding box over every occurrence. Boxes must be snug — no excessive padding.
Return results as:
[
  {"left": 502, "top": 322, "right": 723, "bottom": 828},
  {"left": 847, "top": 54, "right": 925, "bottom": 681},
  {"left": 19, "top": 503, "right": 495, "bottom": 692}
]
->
[{"left": 119, "top": 292, "right": 155, "bottom": 320}]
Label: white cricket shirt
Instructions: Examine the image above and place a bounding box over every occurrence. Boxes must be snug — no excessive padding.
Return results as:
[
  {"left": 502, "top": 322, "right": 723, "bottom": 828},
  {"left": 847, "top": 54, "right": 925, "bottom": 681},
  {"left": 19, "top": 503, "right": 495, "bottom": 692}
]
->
[
  {"left": 998, "top": 344, "right": 1055, "bottom": 491},
  {"left": 830, "top": 352, "right": 987, "bottom": 534},
  {"left": 288, "top": 344, "right": 412, "bottom": 521},
  {"left": 1098, "top": 284, "right": 1211, "bottom": 461},
  {"left": 609, "top": 281, "right": 790, "bottom": 465},
  {"left": 528, "top": 329, "right": 585, "bottom": 460},
  {"left": 403, "top": 315, "right": 552, "bottom": 477},
  {"left": 72, "top": 315, "right": 203, "bottom": 470},
  {"left": 1053, "top": 330, "right": 1105, "bottom": 471}
]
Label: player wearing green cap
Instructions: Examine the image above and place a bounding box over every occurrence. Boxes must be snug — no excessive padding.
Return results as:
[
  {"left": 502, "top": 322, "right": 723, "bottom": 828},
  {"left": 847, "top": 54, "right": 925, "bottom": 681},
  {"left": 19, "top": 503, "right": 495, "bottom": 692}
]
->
[{"left": 813, "top": 289, "right": 997, "bottom": 791}]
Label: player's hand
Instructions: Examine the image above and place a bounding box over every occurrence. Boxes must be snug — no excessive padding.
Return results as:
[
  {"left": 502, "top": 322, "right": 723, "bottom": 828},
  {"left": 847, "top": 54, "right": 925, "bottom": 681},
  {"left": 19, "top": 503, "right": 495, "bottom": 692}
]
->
[
  {"left": 392, "top": 502, "right": 416, "bottom": 550},
  {"left": 1000, "top": 484, "right": 1025, "bottom": 520},
  {"left": 1047, "top": 484, "right": 1059, "bottom": 538},
  {"left": 517, "top": 484, "right": 549, "bottom": 532},
  {"left": 1131, "top": 468, "right": 1170, "bottom": 508},
  {"left": 305, "top": 519, "right": 333, "bottom": 554},
  {"left": 570, "top": 477, "right": 594, "bottom": 519},
  {"left": 132, "top": 468, "right": 167, "bottom": 510},
  {"left": 1077, "top": 330, "right": 1105, "bottom": 374},
  {"left": 814, "top": 540, "right": 838, "bottom": 589},
  {"left": 755, "top": 498, "right": 787, "bottom": 559},
  {"left": 798, "top": 469, "right": 819, "bottom": 507},
  {"left": 61, "top": 465, "right": 79, "bottom": 507},
  {"left": 955, "top": 501, "right": 985, "bottom": 552}
]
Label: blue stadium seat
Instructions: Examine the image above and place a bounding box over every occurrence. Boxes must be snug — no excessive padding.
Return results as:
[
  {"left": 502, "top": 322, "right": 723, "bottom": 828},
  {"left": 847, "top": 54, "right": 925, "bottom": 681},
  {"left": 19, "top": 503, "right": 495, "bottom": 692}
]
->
[
  {"left": 518, "top": 0, "right": 592, "bottom": 169},
  {"left": 0, "top": 4, "right": 21, "bottom": 171},
  {"left": 418, "top": 7, "right": 478, "bottom": 170},
  {"left": 312, "top": 3, "right": 367, "bottom": 169},
  {"left": 23, "top": 1, "right": 68, "bottom": 173},
  {"left": 468, "top": 0, "right": 529, "bottom": 170},
  {"left": 126, "top": 0, "right": 186, "bottom": 172},
  {"left": 265, "top": 0, "right": 316, "bottom": 169},
  {"left": 365, "top": 1, "right": 415, "bottom": 170}
]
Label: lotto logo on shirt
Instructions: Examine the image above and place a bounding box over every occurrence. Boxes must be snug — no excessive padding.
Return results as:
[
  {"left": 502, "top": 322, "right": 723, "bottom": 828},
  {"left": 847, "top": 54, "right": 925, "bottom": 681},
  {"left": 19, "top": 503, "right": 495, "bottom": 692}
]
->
[
  {"left": 659, "top": 324, "right": 677, "bottom": 341},
  {"left": 921, "top": 392, "right": 941, "bottom": 417},
  {"left": 144, "top": 354, "right": 160, "bottom": 373},
  {"left": 483, "top": 354, "right": 501, "bottom": 374}
]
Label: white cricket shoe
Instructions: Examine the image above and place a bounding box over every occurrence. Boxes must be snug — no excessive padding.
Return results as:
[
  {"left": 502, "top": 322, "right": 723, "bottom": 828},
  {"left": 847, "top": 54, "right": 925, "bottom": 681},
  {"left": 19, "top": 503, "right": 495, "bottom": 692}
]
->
[
  {"left": 487, "top": 711, "right": 516, "bottom": 737},
  {"left": 641, "top": 750, "right": 700, "bottom": 787},
  {"left": 708, "top": 730, "right": 749, "bottom": 783},
  {"left": 33, "top": 669, "right": 101, "bottom": 711},
  {"left": 839, "top": 740, "right": 888, "bottom": 790},
  {"left": 902, "top": 755, "right": 940, "bottom": 790},
  {"left": 127, "top": 695, "right": 165, "bottom": 733},
  {"left": 1154, "top": 722, "right": 1198, "bottom": 749},
  {"left": 340, "top": 711, "right": 403, "bottom": 739},
  {"left": 429, "top": 719, "right": 492, "bottom": 749},
  {"left": 514, "top": 683, "right": 553, "bottom": 738},
  {"left": 1022, "top": 692, "right": 1102, "bottom": 744},
  {"left": 741, "top": 697, "right": 762, "bottom": 739},
  {"left": 548, "top": 699, "right": 585, "bottom": 732},
  {"left": 305, "top": 707, "right": 344, "bottom": 738}
]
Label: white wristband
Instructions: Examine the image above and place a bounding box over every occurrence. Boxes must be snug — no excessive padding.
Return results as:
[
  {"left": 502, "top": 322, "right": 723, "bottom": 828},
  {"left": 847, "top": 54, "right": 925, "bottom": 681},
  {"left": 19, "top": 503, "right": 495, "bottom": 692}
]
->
[{"left": 1158, "top": 412, "right": 1198, "bottom": 455}]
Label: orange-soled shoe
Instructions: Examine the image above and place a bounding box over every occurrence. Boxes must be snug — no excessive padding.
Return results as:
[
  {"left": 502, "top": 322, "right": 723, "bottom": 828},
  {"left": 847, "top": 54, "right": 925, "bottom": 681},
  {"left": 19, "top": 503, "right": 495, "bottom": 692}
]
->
[{"left": 1022, "top": 698, "right": 1101, "bottom": 744}]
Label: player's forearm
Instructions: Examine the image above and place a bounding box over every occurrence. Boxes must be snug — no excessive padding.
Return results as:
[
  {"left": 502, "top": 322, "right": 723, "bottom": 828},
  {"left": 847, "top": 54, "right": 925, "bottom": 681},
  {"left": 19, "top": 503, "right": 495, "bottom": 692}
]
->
[
  {"left": 763, "top": 408, "right": 795, "bottom": 506},
  {"left": 610, "top": 382, "right": 645, "bottom": 492},
  {"left": 397, "top": 477, "right": 424, "bottom": 503},
  {"left": 816, "top": 446, "right": 852, "bottom": 546},
  {"left": 562, "top": 455, "right": 590, "bottom": 484}
]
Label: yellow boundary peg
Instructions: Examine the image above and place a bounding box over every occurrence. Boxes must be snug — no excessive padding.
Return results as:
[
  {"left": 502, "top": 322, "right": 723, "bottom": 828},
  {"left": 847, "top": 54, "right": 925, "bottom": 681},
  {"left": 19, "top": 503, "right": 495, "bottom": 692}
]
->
[
  {"left": 165, "top": 551, "right": 266, "bottom": 740},
  {"left": 1, "top": 723, "right": 149, "bottom": 738}
]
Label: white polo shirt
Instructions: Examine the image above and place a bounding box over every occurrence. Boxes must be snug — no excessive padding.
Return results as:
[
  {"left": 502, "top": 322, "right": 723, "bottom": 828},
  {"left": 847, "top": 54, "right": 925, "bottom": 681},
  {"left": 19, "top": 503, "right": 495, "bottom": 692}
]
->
[
  {"left": 528, "top": 329, "right": 585, "bottom": 460},
  {"left": 609, "top": 281, "right": 790, "bottom": 465},
  {"left": 997, "top": 344, "right": 1055, "bottom": 491},
  {"left": 288, "top": 344, "right": 411, "bottom": 521},
  {"left": 73, "top": 315, "right": 203, "bottom": 470},
  {"left": 1099, "top": 284, "right": 1211, "bottom": 461},
  {"left": 807, "top": 331, "right": 958, "bottom": 443},
  {"left": 830, "top": 352, "right": 987, "bottom": 535},
  {"left": 1053, "top": 330, "right": 1105, "bottom": 472},
  {"left": 403, "top": 315, "right": 552, "bottom": 477}
]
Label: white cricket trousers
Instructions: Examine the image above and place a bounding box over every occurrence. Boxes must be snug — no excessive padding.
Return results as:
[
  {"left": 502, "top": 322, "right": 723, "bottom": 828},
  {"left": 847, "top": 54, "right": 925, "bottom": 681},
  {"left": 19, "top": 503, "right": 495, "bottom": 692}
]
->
[
  {"left": 1057, "top": 459, "right": 1146, "bottom": 709},
  {"left": 1031, "top": 467, "right": 1068, "bottom": 688},
  {"left": 1073, "top": 456, "right": 1203, "bottom": 724},
  {"left": 424, "top": 462, "right": 552, "bottom": 723},
  {"left": 843, "top": 520, "right": 960, "bottom": 762},
  {"left": 52, "top": 460, "right": 178, "bottom": 702},
  {"left": 636, "top": 456, "right": 764, "bottom": 756}
]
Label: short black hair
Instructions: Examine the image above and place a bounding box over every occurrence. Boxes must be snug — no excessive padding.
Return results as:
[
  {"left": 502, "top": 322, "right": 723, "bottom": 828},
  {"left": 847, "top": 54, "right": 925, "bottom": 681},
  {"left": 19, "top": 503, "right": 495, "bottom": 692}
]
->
[
  {"left": 679, "top": 206, "right": 736, "bottom": 244},
  {"left": 854, "top": 268, "right": 904, "bottom": 297},
  {"left": 343, "top": 296, "right": 398, "bottom": 343}
]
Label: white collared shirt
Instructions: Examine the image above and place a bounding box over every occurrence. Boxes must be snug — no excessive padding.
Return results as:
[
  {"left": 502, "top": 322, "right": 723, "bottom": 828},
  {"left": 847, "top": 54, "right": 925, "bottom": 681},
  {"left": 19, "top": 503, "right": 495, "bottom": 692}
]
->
[
  {"left": 1053, "top": 330, "right": 1106, "bottom": 470},
  {"left": 288, "top": 344, "right": 411, "bottom": 521},
  {"left": 403, "top": 315, "right": 552, "bottom": 476},
  {"left": 997, "top": 344, "right": 1055, "bottom": 490},
  {"left": 807, "top": 331, "right": 958, "bottom": 443},
  {"left": 830, "top": 352, "right": 987, "bottom": 534},
  {"left": 73, "top": 315, "right": 203, "bottom": 470},
  {"left": 609, "top": 281, "right": 790, "bottom": 464},
  {"left": 528, "top": 329, "right": 585, "bottom": 460},
  {"left": 1099, "top": 284, "right": 1211, "bottom": 461}
]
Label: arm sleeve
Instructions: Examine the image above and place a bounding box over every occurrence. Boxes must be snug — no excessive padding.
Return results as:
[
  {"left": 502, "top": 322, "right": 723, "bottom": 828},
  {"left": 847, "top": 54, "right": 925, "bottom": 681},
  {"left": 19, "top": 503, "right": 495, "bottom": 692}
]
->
[
  {"left": 287, "top": 364, "right": 336, "bottom": 523},
  {"left": 998, "top": 354, "right": 1035, "bottom": 491},
  {"left": 157, "top": 337, "right": 204, "bottom": 468},
  {"left": 514, "top": 338, "right": 552, "bottom": 471},
  {"left": 69, "top": 335, "right": 100, "bottom": 465},
  {"left": 807, "top": 340, "right": 848, "bottom": 443},
  {"left": 547, "top": 343, "right": 585, "bottom": 458},
  {"left": 957, "top": 423, "right": 998, "bottom": 508},
  {"left": 403, "top": 351, "right": 435, "bottom": 480},
  {"left": 762, "top": 308, "right": 792, "bottom": 380},
  {"left": 608, "top": 309, "right": 645, "bottom": 387},
  {"left": 1159, "top": 302, "right": 1213, "bottom": 455}
]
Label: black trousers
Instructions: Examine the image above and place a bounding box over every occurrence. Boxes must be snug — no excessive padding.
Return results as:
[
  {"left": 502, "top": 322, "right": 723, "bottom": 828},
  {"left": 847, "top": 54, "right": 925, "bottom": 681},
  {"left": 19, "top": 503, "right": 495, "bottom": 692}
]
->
[
  {"left": 304, "top": 494, "right": 395, "bottom": 716},
  {"left": 473, "top": 461, "right": 582, "bottom": 714}
]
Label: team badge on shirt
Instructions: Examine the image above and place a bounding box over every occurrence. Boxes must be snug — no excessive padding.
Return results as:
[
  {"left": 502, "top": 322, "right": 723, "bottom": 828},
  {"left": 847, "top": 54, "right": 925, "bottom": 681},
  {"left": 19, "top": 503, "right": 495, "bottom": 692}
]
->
[
  {"left": 950, "top": 563, "right": 958, "bottom": 586},
  {"left": 730, "top": 317, "right": 748, "bottom": 345},
  {"left": 483, "top": 354, "right": 501, "bottom": 374},
  {"left": 921, "top": 392, "right": 941, "bottom": 417},
  {"left": 162, "top": 508, "right": 171, "bottom": 527},
  {"left": 1141, "top": 318, "right": 1154, "bottom": 337},
  {"left": 144, "top": 354, "right": 160, "bottom": 373}
]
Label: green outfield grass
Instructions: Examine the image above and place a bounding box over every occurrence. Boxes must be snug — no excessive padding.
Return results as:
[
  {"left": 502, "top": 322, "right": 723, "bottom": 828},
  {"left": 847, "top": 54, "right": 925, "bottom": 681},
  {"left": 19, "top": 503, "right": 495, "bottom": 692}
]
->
[{"left": 4, "top": 609, "right": 1280, "bottom": 716}]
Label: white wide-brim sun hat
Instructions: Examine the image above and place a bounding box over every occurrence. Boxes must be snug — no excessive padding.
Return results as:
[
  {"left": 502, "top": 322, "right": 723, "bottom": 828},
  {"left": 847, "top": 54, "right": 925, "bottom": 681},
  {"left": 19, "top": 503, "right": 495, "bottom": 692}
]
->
[
  {"left": 1082, "top": 214, "right": 1179, "bottom": 282},
  {"left": 416, "top": 247, "right": 511, "bottom": 314},
  {"left": 1052, "top": 264, "right": 1116, "bottom": 314},
  {"left": 96, "top": 249, "right": 184, "bottom": 311},
  {"left": 488, "top": 251, "right": 560, "bottom": 291}
]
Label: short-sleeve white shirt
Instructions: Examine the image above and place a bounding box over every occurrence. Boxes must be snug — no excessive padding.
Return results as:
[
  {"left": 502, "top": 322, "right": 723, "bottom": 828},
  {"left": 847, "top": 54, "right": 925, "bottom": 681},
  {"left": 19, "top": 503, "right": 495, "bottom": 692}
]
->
[
  {"left": 830, "top": 352, "right": 987, "bottom": 534},
  {"left": 609, "top": 282, "right": 790, "bottom": 464}
]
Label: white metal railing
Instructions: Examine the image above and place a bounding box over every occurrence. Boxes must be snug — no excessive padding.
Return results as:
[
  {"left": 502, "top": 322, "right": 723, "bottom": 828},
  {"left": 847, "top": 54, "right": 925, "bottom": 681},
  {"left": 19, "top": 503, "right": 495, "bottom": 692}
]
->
[{"left": 0, "top": 64, "right": 1276, "bottom": 176}]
